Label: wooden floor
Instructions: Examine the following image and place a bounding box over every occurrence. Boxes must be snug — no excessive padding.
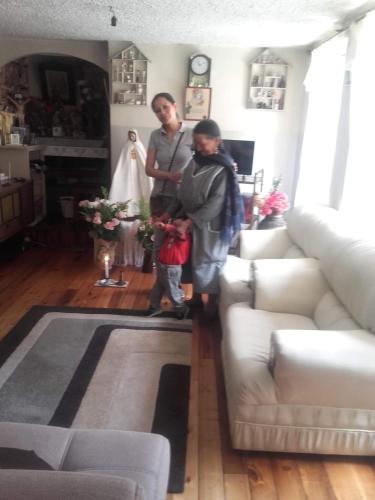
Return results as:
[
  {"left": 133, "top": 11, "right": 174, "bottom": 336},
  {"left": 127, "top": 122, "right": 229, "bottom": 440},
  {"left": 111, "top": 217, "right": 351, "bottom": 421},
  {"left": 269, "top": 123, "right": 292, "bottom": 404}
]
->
[{"left": 1, "top": 245, "right": 375, "bottom": 500}]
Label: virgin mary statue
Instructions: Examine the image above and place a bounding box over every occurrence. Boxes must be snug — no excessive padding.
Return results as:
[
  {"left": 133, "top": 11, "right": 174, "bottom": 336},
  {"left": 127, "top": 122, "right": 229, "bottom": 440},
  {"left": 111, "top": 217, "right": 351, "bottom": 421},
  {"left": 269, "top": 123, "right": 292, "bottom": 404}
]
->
[
  {"left": 109, "top": 129, "right": 153, "bottom": 215},
  {"left": 109, "top": 129, "right": 153, "bottom": 266}
]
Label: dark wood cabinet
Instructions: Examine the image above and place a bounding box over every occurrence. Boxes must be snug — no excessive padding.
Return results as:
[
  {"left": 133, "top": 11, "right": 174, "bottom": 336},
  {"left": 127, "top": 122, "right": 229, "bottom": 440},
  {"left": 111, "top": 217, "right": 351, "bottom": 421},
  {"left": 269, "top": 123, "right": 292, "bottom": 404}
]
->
[{"left": 0, "top": 181, "right": 34, "bottom": 241}]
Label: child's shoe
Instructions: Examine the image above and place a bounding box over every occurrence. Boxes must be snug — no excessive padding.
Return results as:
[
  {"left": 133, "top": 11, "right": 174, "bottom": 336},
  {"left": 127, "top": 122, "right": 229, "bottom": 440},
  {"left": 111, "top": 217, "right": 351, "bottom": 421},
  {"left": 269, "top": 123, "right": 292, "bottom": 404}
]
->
[
  {"left": 175, "top": 305, "right": 190, "bottom": 320},
  {"left": 146, "top": 306, "right": 163, "bottom": 318}
]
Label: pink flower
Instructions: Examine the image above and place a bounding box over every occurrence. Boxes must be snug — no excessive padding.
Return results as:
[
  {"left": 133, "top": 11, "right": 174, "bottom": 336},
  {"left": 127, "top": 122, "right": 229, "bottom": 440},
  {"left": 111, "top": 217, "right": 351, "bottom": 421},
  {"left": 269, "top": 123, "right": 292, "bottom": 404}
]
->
[
  {"left": 93, "top": 212, "right": 102, "bottom": 225},
  {"left": 85, "top": 216, "right": 92, "bottom": 222},
  {"left": 260, "top": 191, "right": 289, "bottom": 216},
  {"left": 111, "top": 218, "right": 120, "bottom": 226},
  {"left": 116, "top": 211, "right": 127, "bottom": 219},
  {"left": 104, "top": 221, "right": 115, "bottom": 230},
  {"left": 79, "top": 200, "right": 90, "bottom": 207}
]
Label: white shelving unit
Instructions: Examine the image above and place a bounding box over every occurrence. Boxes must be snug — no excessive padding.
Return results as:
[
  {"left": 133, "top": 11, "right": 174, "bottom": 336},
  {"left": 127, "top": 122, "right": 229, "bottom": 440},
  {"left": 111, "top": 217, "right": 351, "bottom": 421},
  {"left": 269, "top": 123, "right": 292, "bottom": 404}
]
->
[
  {"left": 111, "top": 43, "right": 148, "bottom": 106},
  {"left": 248, "top": 49, "right": 288, "bottom": 110}
]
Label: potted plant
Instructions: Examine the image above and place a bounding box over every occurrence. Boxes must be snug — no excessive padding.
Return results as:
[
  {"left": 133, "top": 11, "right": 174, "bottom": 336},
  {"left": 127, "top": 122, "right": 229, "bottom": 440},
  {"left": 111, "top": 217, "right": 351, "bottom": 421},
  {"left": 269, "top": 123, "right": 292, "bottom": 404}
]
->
[{"left": 256, "top": 178, "right": 289, "bottom": 230}]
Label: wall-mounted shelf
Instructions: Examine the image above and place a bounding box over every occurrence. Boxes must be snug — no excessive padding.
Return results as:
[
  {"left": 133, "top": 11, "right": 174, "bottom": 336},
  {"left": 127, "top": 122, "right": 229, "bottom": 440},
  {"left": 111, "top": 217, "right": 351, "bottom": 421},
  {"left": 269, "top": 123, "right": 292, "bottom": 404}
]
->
[
  {"left": 248, "top": 49, "right": 288, "bottom": 110},
  {"left": 111, "top": 43, "right": 148, "bottom": 106}
]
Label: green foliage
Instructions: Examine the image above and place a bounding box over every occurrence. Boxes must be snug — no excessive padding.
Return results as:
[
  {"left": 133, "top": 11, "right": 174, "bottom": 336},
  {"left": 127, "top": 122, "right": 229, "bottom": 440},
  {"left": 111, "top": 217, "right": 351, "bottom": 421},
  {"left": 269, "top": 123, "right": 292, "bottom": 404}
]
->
[{"left": 135, "top": 198, "right": 154, "bottom": 251}]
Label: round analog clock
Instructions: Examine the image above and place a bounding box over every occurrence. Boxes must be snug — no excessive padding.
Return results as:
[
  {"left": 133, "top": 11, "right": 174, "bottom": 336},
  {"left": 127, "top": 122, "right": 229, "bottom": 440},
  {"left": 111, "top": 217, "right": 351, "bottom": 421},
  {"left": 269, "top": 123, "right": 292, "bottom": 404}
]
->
[
  {"left": 191, "top": 54, "right": 210, "bottom": 75},
  {"left": 188, "top": 54, "right": 211, "bottom": 87}
]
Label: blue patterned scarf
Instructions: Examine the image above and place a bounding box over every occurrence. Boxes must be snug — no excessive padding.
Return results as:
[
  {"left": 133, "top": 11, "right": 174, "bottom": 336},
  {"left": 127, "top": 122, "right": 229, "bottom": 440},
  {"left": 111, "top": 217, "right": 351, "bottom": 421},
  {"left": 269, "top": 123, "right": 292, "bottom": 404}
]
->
[{"left": 193, "top": 147, "right": 244, "bottom": 244}]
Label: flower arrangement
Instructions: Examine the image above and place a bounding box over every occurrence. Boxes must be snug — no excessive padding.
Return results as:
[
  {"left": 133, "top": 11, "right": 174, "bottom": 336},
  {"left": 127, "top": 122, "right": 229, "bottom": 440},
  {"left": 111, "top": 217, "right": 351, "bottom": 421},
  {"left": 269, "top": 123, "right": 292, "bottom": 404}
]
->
[
  {"left": 260, "top": 190, "right": 289, "bottom": 216},
  {"left": 79, "top": 188, "right": 130, "bottom": 241},
  {"left": 135, "top": 198, "right": 154, "bottom": 252},
  {"left": 256, "top": 177, "right": 289, "bottom": 216}
]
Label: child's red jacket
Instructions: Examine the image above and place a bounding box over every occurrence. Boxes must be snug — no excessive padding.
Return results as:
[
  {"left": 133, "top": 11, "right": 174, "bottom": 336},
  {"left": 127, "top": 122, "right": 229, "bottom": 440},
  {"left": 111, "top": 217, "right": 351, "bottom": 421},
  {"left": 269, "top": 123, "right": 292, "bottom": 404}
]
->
[{"left": 158, "top": 224, "right": 191, "bottom": 265}]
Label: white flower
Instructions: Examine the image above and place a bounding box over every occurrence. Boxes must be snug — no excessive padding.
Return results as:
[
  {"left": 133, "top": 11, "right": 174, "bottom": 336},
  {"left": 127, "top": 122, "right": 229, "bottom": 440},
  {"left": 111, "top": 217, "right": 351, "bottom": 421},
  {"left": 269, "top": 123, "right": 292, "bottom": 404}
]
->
[{"left": 89, "top": 200, "right": 101, "bottom": 208}]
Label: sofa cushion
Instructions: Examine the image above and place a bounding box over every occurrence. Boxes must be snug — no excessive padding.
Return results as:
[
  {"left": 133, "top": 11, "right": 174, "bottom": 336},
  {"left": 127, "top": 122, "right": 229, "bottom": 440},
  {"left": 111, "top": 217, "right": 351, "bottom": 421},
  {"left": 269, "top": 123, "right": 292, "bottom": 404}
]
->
[
  {"left": 253, "top": 259, "right": 328, "bottom": 317},
  {"left": 314, "top": 291, "right": 359, "bottom": 330},
  {"left": 240, "top": 227, "right": 295, "bottom": 260},
  {"left": 219, "top": 256, "right": 253, "bottom": 310},
  {"left": 0, "top": 469, "right": 145, "bottom": 500},
  {"left": 283, "top": 244, "right": 305, "bottom": 258},
  {"left": 270, "top": 329, "right": 375, "bottom": 409},
  {"left": 286, "top": 205, "right": 350, "bottom": 259},
  {"left": 320, "top": 239, "right": 375, "bottom": 334}
]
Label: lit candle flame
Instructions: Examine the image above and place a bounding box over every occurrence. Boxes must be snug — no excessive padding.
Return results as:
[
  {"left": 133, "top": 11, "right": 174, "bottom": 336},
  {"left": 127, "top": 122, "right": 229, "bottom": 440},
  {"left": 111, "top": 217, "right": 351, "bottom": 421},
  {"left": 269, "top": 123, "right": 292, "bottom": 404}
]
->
[{"left": 104, "top": 254, "right": 109, "bottom": 262}]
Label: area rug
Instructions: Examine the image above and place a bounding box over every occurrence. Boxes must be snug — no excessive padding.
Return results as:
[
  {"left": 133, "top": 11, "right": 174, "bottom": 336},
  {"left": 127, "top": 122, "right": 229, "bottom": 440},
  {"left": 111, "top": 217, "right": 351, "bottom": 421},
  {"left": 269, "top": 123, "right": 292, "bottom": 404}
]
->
[{"left": 0, "top": 306, "right": 192, "bottom": 493}]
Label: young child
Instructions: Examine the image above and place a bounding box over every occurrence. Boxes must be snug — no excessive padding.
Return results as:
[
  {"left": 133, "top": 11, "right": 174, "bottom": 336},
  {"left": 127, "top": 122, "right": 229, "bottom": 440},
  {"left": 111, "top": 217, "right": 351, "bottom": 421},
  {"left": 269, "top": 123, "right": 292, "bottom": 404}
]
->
[{"left": 147, "top": 220, "right": 191, "bottom": 319}]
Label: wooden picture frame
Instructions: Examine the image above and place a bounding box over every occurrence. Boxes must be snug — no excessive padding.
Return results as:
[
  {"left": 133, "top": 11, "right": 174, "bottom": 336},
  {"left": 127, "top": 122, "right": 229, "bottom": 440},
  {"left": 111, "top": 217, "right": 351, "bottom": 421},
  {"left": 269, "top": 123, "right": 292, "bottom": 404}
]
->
[
  {"left": 184, "top": 87, "right": 211, "bottom": 121},
  {"left": 39, "top": 64, "right": 75, "bottom": 104}
]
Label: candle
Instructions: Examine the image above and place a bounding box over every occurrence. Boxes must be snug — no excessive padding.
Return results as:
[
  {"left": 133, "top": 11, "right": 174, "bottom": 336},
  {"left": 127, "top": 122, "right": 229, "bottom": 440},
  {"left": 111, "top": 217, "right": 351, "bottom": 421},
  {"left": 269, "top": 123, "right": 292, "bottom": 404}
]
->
[{"left": 104, "top": 254, "right": 110, "bottom": 280}]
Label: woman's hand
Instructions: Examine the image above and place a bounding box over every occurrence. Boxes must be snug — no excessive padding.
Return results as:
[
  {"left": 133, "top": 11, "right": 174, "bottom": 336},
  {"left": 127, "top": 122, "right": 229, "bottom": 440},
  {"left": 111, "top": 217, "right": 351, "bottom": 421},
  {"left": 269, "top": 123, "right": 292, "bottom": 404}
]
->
[
  {"left": 154, "top": 212, "right": 170, "bottom": 224},
  {"left": 153, "top": 221, "right": 166, "bottom": 230},
  {"left": 174, "top": 218, "right": 192, "bottom": 233},
  {"left": 169, "top": 171, "right": 182, "bottom": 183}
]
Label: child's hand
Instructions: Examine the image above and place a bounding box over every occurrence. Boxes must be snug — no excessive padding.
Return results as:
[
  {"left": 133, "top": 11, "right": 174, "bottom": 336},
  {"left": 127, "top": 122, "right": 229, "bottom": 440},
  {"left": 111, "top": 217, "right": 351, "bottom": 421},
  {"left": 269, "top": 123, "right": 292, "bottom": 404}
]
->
[
  {"left": 173, "top": 218, "right": 192, "bottom": 234},
  {"left": 153, "top": 221, "right": 165, "bottom": 230}
]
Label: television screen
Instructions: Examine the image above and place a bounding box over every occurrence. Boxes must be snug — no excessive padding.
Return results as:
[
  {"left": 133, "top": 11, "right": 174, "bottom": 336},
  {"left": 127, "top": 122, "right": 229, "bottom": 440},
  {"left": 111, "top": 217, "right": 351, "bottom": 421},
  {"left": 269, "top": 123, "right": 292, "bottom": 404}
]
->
[{"left": 222, "top": 139, "right": 255, "bottom": 175}]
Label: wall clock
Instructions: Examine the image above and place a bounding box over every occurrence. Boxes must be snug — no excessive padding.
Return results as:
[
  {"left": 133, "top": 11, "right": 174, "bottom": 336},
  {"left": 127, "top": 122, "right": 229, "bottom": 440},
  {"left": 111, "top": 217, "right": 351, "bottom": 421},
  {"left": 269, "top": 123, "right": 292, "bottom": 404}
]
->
[{"left": 187, "top": 54, "right": 211, "bottom": 87}]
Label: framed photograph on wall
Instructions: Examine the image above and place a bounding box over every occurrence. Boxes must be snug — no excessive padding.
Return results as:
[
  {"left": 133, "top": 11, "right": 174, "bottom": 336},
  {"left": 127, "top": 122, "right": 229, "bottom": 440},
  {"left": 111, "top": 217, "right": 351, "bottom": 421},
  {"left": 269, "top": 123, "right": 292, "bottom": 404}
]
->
[
  {"left": 39, "top": 64, "right": 75, "bottom": 104},
  {"left": 45, "top": 70, "right": 70, "bottom": 101},
  {"left": 184, "top": 87, "right": 211, "bottom": 121}
]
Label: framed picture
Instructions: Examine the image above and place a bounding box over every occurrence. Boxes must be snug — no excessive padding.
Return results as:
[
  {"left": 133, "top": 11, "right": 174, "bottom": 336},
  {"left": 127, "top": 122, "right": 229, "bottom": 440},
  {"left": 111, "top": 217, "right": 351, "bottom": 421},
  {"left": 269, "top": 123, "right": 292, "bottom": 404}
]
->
[
  {"left": 184, "top": 87, "right": 211, "bottom": 121},
  {"left": 39, "top": 64, "right": 75, "bottom": 104},
  {"left": 10, "top": 133, "right": 20, "bottom": 145}
]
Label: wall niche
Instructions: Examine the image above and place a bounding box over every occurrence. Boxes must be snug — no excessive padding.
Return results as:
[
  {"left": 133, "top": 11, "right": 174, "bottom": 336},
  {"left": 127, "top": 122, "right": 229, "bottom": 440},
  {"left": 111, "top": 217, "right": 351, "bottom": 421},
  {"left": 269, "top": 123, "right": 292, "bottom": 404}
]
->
[{"left": 0, "top": 54, "right": 111, "bottom": 218}]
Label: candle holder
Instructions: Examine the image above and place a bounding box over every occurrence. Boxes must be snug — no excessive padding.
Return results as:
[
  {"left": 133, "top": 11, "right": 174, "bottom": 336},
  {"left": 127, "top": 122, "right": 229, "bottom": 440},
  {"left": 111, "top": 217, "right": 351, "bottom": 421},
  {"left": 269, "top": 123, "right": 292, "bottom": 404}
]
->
[{"left": 95, "top": 270, "right": 128, "bottom": 288}]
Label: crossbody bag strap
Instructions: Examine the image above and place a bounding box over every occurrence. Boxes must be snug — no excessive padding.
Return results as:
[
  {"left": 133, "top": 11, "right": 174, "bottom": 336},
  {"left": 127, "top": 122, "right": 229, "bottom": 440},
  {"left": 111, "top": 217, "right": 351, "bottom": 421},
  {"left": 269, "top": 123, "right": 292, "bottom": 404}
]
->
[{"left": 160, "top": 131, "right": 185, "bottom": 193}]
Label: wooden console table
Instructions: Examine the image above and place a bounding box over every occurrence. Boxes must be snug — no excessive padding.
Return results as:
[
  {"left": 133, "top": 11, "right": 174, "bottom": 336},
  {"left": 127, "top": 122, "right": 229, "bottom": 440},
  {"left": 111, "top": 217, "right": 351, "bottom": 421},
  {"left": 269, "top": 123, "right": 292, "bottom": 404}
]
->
[{"left": 0, "top": 180, "right": 34, "bottom": 242}]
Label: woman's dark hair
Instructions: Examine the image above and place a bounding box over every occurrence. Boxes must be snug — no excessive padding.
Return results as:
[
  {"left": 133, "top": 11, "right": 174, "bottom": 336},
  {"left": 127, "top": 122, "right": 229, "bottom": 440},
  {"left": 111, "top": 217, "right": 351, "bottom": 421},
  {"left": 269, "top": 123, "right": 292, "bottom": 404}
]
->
[
  {"left": 151, "top": 92, "right": 176, "bottom": 111},
  {"left": 193, "top": 119, "right": 221, "bottom": 138}
]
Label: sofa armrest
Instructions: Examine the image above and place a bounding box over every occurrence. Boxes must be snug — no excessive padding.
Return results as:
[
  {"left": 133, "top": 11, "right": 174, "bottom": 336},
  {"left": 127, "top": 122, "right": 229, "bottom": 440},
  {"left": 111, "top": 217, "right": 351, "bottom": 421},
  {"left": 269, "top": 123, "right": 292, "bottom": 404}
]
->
[
  {"left": 0, "top": 469, "right": 145, "bottom": 500},
  {"left": 240, "top": 228, "right": 295, "bottom": 260},
  {"left": 270, "top": 329, "right": 375, "bottom": 409}
]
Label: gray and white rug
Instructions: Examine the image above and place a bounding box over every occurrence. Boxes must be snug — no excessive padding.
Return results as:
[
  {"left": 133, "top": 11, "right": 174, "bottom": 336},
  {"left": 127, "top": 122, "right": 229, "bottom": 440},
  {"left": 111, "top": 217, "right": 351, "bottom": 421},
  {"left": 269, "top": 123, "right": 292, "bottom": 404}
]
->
[{"left": 0, "top": 306, "right": 192, "bottom": 492}]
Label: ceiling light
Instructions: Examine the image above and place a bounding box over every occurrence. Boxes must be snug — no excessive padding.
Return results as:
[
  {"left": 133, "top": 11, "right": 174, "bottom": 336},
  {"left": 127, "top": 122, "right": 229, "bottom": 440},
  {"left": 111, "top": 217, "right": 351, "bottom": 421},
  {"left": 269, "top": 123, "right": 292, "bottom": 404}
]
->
[{"left": 109, "top": 6, "right": 117, "bottom": 27}]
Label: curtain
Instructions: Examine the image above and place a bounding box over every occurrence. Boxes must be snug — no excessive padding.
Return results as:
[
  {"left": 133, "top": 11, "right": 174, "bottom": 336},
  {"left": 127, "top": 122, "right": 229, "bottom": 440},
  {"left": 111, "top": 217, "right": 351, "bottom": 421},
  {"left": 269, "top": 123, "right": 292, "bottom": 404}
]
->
[
  {"left": 340, "top": 11, "right": 375, "bottom": 236},
  {"left": 295, "top": 34, "right": 348, "bottom": 206}
]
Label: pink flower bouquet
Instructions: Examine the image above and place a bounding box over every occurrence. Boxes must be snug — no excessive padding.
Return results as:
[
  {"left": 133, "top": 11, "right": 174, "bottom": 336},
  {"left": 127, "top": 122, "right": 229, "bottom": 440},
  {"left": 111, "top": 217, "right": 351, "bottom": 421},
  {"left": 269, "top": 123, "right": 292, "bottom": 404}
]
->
[
  {"left": 260, "top": 190, "right": 289, "bottom": 216},
  {"left": 79, "top": 189, "right": 129, "bottom": 241}
]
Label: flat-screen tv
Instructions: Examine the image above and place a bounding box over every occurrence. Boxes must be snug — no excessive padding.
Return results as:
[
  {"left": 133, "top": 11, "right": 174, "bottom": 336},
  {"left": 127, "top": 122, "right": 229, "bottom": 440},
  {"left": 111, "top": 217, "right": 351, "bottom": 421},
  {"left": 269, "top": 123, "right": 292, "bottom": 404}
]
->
[{"left": 222, "top": 139, "right": 255, "bottom": 175}]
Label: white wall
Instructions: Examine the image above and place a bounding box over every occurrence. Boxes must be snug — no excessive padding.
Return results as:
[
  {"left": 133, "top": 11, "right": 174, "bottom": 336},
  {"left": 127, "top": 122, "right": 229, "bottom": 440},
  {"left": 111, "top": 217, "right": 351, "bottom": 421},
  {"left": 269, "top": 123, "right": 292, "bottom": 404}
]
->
[
  {"left": 0, "top": 37, "right": 108, "bottom": 71},
  {"left": 109, "top": 42, "right": 310, "bottom": 196}
]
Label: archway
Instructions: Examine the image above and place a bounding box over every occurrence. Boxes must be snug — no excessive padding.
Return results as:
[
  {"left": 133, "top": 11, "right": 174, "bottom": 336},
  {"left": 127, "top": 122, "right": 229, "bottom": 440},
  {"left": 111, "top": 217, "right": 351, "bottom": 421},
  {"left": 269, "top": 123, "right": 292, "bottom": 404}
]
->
[{"left": 0, "top": 53, "right": 110, "bottom": 225}]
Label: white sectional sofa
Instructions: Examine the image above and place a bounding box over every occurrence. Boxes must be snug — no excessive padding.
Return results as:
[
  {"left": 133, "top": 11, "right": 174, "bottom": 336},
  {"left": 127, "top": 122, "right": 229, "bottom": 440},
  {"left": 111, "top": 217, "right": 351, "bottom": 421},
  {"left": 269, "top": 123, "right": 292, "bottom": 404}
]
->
[{"left": 219, "top": 205, "right": 375, "bottom": 455}]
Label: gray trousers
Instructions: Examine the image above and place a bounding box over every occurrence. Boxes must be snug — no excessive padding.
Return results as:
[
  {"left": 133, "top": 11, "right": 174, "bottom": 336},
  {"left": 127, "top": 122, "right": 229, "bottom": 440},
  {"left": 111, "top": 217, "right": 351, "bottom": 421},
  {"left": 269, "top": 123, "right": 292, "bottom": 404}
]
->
[{"left": 150, "top": 263, "right": 184, "bottom": 309}]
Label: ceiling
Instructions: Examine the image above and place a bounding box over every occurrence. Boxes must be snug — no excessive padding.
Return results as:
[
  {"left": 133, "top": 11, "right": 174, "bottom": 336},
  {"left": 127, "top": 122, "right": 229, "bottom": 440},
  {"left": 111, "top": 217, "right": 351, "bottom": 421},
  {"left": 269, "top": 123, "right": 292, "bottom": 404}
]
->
[{"left": 0, "top": 0, "right": 374, "bottom": 48}]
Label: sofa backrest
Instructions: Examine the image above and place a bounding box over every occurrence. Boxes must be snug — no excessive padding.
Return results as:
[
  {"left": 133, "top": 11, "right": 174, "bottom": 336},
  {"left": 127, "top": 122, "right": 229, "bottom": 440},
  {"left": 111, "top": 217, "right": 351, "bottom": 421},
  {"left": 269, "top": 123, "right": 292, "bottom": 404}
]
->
[
  {"left": 240, "top": 228, "right": 296, "bottom": 260},
  {"left": 287, "top": 205, "right": 375, "bottom": 333},
  {"left": 321, "top": 239, "right": 375, "bottom": 334},
  {"left": 286, "top": 205, "right": 353, "bottom": 260}
]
